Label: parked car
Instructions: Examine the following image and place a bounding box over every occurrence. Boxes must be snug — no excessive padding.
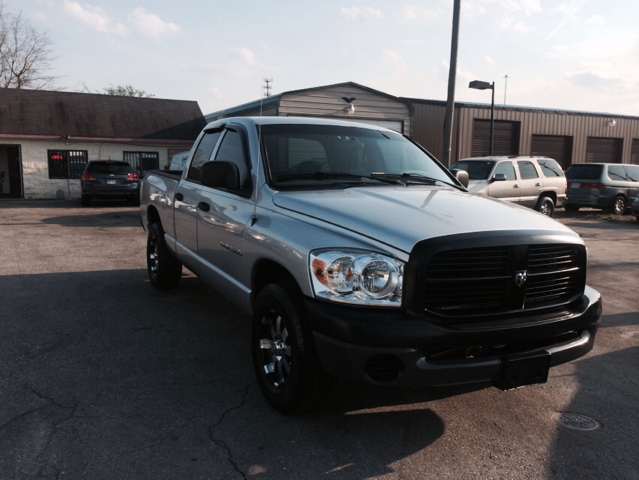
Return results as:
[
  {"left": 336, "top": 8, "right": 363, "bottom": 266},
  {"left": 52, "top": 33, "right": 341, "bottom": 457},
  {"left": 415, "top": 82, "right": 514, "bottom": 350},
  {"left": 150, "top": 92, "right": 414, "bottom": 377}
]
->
[
  {"left": 632, "top": 194, "right": 639, "bottom": 223},
  {"left": 80, "top": 160, "right": 140, "bottom": 206},
  {"left": 564, "top": 163, "right": 639, "bottom": 214},
  {"left": 140, "top": 117, "right": 601, "bottom": 414},
  {"left": 449, "top": 156, "right": 566, "bottom": 216}
]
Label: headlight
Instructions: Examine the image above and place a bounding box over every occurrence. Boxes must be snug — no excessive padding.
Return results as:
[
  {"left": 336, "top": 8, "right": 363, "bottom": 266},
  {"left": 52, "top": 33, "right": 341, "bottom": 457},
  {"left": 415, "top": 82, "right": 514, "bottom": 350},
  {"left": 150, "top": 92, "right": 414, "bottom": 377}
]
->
[{"left": 310, "top": 250, "right": 403, "bottom": 306}]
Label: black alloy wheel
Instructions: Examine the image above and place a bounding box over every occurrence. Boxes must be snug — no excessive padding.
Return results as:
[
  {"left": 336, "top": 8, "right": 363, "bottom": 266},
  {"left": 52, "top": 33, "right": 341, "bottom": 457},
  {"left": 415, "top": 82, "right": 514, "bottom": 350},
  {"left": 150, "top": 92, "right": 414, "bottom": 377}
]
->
[{"left": 252, "top": 282, "right": 331, "bottom": 414}]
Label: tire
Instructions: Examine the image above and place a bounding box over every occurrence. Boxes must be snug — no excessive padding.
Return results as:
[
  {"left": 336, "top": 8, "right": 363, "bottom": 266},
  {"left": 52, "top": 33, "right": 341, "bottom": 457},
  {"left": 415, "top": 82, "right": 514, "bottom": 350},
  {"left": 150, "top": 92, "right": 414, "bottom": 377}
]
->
[
  {"left": 81, "top": 194, "right": 91, "bottom": 206},
  {"left": 611, "top": 195, "right": 627, "bottom": 215},
  {"left": 535, "top": 196, "right": 555, "bottom": 216},
  {"left": 252, "top": 282, "right": 331, "bottom": 414},
  {"left": 147, "top": 222, "right": 182, "bottom": 290},
  {"left": 564, "top": 204, "right": 580, "bottom": 213}
]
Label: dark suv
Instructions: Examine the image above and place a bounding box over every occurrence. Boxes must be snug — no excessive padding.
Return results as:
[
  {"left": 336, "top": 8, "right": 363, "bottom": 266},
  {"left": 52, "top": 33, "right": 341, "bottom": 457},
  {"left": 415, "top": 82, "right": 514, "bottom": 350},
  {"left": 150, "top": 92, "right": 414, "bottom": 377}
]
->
[
  {"left": 565, "top": 163, "right": 639, "bottom": 214},
  {"left": 80, "top": 160, "right": 140, "bottom": 206}
]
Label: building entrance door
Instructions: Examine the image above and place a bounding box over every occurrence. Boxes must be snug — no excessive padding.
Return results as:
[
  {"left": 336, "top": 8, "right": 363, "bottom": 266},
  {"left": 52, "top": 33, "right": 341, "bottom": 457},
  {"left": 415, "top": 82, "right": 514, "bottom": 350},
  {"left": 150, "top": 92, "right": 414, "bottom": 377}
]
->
[{"left": 0, "top": 145, "right": 23, "bottom": 198}]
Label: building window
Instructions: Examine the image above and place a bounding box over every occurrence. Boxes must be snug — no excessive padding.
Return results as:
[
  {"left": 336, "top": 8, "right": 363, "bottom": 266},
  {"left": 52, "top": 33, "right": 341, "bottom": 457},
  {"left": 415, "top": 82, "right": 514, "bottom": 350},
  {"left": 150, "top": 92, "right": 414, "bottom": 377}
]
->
[
  {"left": 47, "top": 150, "right": 88, "bottom": 179},
  {"left": 123, "top": 151, "right": 159, "bottom": 172}
]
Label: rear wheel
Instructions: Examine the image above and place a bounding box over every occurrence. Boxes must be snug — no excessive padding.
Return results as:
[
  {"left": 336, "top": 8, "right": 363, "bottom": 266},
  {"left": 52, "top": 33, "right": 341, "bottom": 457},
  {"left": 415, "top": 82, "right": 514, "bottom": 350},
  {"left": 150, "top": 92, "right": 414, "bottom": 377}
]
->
[
  {"left": 535, "top": 196, "right": 555, "bottom": 216},
  {"left": 252, "top": 282, "right": 331, "bottom": 414},
  {"left": 147, "top": 222, "right": 182, "bottom": 290},
  {"left": 611, "top": 195, "right": 627, "bottom": 215}
]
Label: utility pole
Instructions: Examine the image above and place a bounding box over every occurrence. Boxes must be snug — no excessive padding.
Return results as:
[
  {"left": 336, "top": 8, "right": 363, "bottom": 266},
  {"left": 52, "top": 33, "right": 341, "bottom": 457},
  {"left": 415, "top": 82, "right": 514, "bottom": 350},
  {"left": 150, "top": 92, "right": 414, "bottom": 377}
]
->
[
  {"left": 263, "top": 78, "right": 273, "bottom": 97},
  {"left": 442, "top": 0, "right": 461, "bottom": 166}
]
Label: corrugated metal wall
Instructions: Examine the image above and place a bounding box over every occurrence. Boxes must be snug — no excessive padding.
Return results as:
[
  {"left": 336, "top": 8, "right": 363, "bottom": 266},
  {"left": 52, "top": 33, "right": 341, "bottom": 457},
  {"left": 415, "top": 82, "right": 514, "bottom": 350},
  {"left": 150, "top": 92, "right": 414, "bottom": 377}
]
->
[
  {"left": 411, "top": 100, "right": 639, "bottom": 166},
  {"left": 280, "top": 85, "right": 412, "bottom": 136}
]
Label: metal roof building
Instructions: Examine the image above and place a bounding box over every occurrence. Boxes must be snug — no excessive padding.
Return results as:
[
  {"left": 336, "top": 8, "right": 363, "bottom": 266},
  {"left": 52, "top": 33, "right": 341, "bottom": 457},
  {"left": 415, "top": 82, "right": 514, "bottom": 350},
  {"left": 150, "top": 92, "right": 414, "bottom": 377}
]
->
[
  {"left": 205, "top": 82, "right": 413, "bottom": 136},
  {"left": 405, "top": 98, "right": 639, "bottom": 168}
]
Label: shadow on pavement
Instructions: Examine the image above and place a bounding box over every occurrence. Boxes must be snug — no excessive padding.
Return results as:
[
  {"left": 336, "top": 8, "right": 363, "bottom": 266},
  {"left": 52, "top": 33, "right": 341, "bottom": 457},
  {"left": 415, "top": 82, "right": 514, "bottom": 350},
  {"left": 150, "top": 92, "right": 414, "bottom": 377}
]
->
[
  {"left": 547, "top": 346, "right": 639, "bottom": 479},
  {"left": 0, "top": 269, "right": 454, "bottom": 479}
]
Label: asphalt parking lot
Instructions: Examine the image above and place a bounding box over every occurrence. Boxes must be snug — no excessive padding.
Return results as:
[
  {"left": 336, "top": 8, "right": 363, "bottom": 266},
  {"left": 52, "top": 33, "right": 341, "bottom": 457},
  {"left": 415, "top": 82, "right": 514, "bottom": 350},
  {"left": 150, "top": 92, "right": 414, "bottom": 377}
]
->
[{"left": 1, "top": 200, "right": 637, "bottom": 480}]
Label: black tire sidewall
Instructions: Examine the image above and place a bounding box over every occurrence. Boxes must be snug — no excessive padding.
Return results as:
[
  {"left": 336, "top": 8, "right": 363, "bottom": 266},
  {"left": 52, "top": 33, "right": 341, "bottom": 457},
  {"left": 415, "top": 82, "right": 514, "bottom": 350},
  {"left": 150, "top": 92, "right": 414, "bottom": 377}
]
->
[
  {"left": 537, "top": 196, "right": 554, "bottom": 216},
  {"left": 147, "top": 222, "right": 181, "bottom": 290},
  {"left": 251, "top": 283, "right": 323, "bottom": 414}
]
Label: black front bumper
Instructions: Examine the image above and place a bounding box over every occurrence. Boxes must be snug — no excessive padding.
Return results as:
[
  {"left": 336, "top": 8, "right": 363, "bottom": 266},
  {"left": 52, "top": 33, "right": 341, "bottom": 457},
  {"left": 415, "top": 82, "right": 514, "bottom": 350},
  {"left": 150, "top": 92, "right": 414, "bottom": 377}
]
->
[{"left": 306, "top": 286, "right": 602, "bottom": 388}]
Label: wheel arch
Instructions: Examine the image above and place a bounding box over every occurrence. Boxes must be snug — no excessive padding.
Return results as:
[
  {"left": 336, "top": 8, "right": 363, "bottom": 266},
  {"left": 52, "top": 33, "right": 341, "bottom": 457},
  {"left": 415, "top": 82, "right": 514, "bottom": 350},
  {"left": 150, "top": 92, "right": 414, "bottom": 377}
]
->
[
  {"left": 146, "top": 205, "right": 161, "bottom": 231},
  {"left": 252, "top": 259, "right": 301, "bottom": 309},
  {"left": 539, "top": 191, "right": 557, "bottom": 203}
]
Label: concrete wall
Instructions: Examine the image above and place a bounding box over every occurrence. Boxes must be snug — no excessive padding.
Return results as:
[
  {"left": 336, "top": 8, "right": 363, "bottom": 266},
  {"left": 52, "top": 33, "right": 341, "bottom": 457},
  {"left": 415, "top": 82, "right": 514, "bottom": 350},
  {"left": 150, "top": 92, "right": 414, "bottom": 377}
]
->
[{"left": 1, "top": 139, "right": 191, "bottom": 199}]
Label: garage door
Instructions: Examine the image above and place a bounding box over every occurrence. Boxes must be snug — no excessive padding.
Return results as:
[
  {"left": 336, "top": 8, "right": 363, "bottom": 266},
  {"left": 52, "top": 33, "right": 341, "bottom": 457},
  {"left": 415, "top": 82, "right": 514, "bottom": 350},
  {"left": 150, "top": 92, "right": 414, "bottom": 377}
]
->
[
  {"left": 531, "top": 135, "right": 573, "bottom": 170},
  {"left": 586, "top": 137, "right": 622, "bottom": 163},
  {"left": 632, "top": 139, "right": 639, "bottom": 165},
  {"left": 471, "top": 120, "right": 520, "bottom": 156}
]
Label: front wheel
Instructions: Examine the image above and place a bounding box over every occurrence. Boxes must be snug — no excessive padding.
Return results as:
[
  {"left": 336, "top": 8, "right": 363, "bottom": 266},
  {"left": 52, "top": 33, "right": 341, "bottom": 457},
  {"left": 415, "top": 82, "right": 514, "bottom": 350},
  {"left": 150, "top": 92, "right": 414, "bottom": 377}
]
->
[
  {"left": 252, "top": 282, "right": 331, "bottom": 414},
  {"left": 535, "top": 196, "right": 555, "bottom": 216},
  {"left": 611, "top": 195, "right": 627, "bottom": 215},
  {"left": 147, "top": 222, "right": 182, "bottom": 290}
]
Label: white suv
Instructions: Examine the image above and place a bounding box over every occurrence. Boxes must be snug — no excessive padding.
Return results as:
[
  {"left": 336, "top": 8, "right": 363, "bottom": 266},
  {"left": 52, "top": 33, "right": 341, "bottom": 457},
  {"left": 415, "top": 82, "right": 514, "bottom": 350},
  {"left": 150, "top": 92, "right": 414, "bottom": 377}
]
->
[{"left": 450, "top": 156, "right": 567, "bottom": 216}]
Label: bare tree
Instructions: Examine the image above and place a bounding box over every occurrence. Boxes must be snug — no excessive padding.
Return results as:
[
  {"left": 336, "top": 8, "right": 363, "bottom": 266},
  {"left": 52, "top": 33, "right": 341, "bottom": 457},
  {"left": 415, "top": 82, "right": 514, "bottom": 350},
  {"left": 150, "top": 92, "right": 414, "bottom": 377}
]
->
[
  {"left": 103, "top": 84, "right": 155, "bottom": 97},
  {"left": 0, "top": 1, "right": 55, "bottom": 89}
]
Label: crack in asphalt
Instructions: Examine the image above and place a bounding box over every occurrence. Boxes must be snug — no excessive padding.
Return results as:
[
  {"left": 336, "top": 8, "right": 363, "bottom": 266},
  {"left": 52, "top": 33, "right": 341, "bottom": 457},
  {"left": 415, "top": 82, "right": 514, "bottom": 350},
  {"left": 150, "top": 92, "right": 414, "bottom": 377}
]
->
[
  {"left": 22, "top": 386, "right": 78, "bottom": 479},
  {"left": 208, "top": 382, "right": 255, "bottom": 480}
]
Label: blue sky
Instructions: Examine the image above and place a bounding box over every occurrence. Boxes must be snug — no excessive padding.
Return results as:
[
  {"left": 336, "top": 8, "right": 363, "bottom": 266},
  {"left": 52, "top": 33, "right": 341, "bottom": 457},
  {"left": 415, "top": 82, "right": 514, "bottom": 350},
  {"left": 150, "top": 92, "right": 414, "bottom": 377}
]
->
[{"left": 13, "top": 0, "right": 639, "bottom": 116}]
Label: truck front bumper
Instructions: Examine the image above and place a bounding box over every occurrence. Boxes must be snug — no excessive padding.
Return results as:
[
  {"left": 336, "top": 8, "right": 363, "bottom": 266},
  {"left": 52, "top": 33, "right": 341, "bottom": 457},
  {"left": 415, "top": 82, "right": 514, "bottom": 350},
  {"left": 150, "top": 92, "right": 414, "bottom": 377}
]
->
[{"left": 306, "top": 286, "right": 602, "bottom": 389}]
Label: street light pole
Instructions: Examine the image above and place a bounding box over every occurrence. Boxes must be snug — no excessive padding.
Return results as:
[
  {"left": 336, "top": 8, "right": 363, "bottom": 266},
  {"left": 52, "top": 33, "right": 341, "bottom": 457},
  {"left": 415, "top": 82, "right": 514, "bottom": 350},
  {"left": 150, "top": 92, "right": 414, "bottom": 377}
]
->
[
  {"left": 489, "top": 81, "right": 495, "bottom": 156},
  {"left": 469, "top": 80, "right": 495, "bottom": 156}
]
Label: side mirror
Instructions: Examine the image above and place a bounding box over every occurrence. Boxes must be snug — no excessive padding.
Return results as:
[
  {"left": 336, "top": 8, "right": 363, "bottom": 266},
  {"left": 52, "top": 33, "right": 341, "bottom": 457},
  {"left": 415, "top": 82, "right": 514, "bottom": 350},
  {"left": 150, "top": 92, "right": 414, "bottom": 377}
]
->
[
  {"left": 450, "top": 168, "right": 469, "bottom": 188},
  {"left": 491, "top": 173, "right": 506, "bottom": 182},
  {"left": 200, "top": 161, "right": 240, "bottom": 189}
]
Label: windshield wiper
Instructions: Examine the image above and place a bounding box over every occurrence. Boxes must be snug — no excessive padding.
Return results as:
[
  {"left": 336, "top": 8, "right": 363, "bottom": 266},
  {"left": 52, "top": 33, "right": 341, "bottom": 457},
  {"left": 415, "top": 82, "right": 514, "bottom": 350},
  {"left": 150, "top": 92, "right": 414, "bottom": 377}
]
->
[
  {"left": 274, "top": 171, "right": 402, "bottom": 185},
  {"left": 371, "top": 172, "right": 465, "bottom": 190}
]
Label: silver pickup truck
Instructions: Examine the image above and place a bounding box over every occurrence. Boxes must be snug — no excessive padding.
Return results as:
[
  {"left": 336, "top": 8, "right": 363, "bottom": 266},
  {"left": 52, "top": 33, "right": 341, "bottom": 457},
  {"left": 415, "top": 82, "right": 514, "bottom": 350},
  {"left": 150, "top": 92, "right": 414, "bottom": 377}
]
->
[{"left": 140, "top": 117, "right": 602, "bottom": 414}]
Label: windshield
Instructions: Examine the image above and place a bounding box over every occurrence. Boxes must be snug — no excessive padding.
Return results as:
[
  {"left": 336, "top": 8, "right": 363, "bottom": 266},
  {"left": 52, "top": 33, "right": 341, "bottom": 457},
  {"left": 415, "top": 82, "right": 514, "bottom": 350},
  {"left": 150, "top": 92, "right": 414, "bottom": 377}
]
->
[
  {"left": 260, "top": 124, "right": 453, "bottom": 189},
  {"left": 449, "top": 160, "right": 495, "bottom": 180}
]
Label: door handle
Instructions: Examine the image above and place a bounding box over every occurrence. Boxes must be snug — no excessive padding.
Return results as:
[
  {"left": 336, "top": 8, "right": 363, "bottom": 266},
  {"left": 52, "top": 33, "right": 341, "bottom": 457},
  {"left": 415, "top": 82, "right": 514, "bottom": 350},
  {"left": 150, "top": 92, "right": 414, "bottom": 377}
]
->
[
  {"left": 198, "top": 201, "right": 210, "bottom": 212},
  {"left": 514, "top": 184, "right": 519, "bottom": 189},
  {"left": 174, "top": 192, "right": 184, "bottom": 201},
  {"left": 536, "top": 183, "right": 541, "bottom": 187}
]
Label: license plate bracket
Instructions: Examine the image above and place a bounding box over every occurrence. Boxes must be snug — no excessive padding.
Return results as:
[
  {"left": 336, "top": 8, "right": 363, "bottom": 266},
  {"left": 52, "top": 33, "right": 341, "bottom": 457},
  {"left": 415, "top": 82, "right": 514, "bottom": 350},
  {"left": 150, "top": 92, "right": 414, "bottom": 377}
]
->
[{"left": 493, "top": 350, "right": 551, "bottom": 390}]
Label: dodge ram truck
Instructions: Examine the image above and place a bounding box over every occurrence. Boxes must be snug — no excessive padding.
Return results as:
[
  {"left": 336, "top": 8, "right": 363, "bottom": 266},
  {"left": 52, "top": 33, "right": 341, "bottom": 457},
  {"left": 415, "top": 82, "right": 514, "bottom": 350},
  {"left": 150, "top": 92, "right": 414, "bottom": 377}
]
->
[{"left": 140, "top": 117, "right": 602, "bottom": 414}]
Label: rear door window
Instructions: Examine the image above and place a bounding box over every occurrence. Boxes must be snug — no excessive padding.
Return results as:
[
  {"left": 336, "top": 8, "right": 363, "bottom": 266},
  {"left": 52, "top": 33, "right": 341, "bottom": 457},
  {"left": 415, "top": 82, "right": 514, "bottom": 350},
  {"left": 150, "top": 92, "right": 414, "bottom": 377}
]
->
[
  {"left": 623, "top": 165, "right": 639, "bottom": 182},
  {"left": 517, "top": 161, "right": 539, "bottom": 180},
  {"left": 607, "top": 165, "right": 627, "bottom": 181}
]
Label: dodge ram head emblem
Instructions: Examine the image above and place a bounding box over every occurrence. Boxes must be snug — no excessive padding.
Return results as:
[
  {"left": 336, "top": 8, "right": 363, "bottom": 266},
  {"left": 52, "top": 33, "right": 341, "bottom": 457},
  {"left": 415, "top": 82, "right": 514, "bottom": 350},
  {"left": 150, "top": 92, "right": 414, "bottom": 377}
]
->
[{"left": 515, "top": 270, "right": 528, "bottom": 287}]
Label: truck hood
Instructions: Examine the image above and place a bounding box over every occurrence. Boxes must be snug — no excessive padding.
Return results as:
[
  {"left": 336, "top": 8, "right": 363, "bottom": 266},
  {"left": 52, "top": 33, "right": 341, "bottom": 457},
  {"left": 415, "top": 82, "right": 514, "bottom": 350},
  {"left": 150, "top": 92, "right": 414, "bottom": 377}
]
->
[{"left": 272, "top": 186, "right": 577, "bottom": 253}]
